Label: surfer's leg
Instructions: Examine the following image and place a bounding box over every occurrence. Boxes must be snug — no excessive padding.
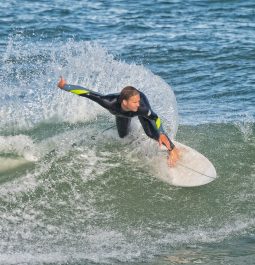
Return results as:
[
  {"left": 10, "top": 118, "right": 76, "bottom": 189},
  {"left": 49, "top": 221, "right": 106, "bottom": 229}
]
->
[
  {"left": 138, "top": 116, "right": 160, "bottom": 141},
  {"left": 115, "top": 116, "right": 131, "bottom": 138}
]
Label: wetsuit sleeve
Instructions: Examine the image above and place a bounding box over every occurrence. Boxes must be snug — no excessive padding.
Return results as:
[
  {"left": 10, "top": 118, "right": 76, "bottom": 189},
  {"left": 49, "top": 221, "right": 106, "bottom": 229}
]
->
[
  {"left": 62, "top": 84, "right": 113, "bottom": 110},
  {"left": 140, "top": 93, "right": 175, "bottom": 151}
]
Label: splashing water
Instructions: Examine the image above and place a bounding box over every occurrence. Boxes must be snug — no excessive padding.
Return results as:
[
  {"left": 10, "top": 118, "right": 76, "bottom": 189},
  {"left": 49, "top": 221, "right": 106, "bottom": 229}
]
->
[
  {"left": 0, "top": 39, "right": 178, "bottom": 137},
  {"left": 1, "top": 37, "right": 254, "bottom": 265}
]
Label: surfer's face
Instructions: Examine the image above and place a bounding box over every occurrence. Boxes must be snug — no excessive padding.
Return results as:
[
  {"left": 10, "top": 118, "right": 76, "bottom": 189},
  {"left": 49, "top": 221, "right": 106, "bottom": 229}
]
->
[{"left": 122, "top": 94, "right": 140, "bottom": 112}]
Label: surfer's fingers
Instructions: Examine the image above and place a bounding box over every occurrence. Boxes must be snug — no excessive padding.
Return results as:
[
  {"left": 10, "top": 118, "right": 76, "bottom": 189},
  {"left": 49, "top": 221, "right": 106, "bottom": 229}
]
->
[
  {"left": 168, "top": 149, "right": 179, "bottom": 167},
  {"left": 174, "top": 147, "right": 184, "bottom": 158},
  {"left": 167, "top": 153, "right": 175, "bottom": 167},
  {"left": 158, "top": 138, "right": 162, "bottom": 147}
]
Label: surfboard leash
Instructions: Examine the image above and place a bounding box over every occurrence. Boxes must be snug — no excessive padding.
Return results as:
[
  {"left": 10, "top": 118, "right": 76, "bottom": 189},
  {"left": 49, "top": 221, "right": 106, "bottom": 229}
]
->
[
  {"left": 91, "top": 125, "right": 117, "bottom": 140},
  {"left": 178, "top": 162, "right": 216, "bottom": 180}
]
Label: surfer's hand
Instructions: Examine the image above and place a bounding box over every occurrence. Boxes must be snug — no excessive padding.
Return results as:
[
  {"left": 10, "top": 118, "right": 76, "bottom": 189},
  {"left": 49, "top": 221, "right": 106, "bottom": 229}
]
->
[
  {"left": 58, "top": 76, "right": 66, "bottom": 89},
  {"left": 168, "top": 147, "right": 180, "bottom": 167},
  {"left": 158, "top": 133, "right": 171, "bottom": 150}
]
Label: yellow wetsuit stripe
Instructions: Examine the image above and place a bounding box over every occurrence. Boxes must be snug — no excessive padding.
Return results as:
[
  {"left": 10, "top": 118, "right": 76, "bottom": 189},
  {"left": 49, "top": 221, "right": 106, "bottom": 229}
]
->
[
  {"left": 70, "top": 89, "right": 90, "bottom": 95},
  {"left": 156, "top": 117, "right": 161, "bottom": 129}
]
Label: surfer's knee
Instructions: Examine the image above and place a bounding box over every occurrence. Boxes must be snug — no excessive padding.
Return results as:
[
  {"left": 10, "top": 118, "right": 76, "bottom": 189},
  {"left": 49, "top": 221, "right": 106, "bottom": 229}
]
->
[
  {"left": 117, "top": 130, "right": 129, "bottom": 138},
  {"left": 115, "top": 117, "right": 131, "bottom": 138}
]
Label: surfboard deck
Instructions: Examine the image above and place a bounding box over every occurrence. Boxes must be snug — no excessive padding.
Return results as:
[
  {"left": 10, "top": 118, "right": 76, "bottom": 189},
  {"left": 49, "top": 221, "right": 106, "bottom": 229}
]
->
[{"left": 153, "top": 141, "right": 217, "bottom": 187}]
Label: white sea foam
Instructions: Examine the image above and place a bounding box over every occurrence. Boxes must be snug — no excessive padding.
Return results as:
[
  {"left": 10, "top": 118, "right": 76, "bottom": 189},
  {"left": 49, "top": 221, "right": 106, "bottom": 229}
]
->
[
  {"left": 0, "top": 40, "right": 178, "bottom": 138},
  {"left": 234, "top": 113, "right": 254, "bottom": 142},
  {"left": 0, "top": 135, "right": 38, "bottom": 161}
]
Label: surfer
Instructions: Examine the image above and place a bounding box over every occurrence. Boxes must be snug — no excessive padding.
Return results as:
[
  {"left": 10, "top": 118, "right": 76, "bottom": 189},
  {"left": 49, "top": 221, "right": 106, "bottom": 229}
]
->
[{"left": 57, "top": 77, "right": 179, "bottom": 166}]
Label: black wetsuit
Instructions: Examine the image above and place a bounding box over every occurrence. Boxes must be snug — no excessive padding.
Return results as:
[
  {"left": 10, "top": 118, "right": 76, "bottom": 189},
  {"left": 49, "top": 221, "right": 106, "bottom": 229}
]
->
[{"left": 62, "top": 84, "right": 175, "bottom": 150}]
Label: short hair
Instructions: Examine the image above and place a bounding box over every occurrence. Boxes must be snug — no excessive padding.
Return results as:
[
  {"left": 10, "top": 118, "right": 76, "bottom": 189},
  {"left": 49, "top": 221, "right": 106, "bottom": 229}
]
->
[{"left": 119, "top": 86, "right": 140, "bottom": 103}]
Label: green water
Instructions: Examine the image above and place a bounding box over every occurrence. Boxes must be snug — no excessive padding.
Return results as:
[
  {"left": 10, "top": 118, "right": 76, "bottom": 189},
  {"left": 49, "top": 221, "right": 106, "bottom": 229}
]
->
[{"left": 1, "top": 121, "right": 254, "bottom": 264}]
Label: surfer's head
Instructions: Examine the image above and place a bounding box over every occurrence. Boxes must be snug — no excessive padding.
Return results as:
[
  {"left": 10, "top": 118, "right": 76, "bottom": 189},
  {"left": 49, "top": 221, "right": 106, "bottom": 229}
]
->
[{"left": 120, "top": 86, "right": 140, "bottom": 112}]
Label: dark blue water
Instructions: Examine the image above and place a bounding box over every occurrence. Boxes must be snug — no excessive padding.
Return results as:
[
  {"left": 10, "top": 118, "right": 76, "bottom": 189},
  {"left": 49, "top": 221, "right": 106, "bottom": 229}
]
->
[{"left": 0, "top": 1, "right": 254, "bottom": 264}]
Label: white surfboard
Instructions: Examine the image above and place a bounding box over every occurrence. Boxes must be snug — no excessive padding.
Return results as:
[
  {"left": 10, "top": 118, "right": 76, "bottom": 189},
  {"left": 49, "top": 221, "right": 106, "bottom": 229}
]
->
[{"left": 153, "top": 141, "right": 217, "bottom": 187}]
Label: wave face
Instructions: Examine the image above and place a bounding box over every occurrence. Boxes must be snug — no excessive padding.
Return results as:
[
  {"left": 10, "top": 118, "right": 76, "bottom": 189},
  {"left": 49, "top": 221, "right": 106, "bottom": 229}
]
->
[
  {"left": 0, "top": 121, "right": 254, "bottom": 265},
  {"left": 0, "top": 40, "right": 178, "bottom": 136}
]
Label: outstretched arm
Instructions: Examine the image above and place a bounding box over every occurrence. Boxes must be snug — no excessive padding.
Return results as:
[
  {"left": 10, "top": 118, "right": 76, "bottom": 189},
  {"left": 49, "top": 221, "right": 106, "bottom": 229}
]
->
[{"left": 57, "top": 77, "right": 112, "bottom": 110}]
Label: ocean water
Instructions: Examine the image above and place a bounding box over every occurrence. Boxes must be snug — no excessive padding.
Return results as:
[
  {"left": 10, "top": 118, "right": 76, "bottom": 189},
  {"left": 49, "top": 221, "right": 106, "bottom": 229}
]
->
[{"left": 0, "top": 0, "right": 254, "bottom": 264}]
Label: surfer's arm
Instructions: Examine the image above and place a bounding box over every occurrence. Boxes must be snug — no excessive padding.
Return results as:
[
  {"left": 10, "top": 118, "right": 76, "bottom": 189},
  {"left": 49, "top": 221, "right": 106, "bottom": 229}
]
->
[
  {"left": 140, "top": 93, "right": 175, "bottom": 151},
  {"left": 60, "top": 83, "right": 114, "bottom": 110},
  {"left": 149, "top": 112, "right": 175, "bottom": 151},
  {"left": 145, "top": 111, "right": 179, "bottom": 166},
  {"left": 149, "top": 112, "right": 180, "bottom": 166}
]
